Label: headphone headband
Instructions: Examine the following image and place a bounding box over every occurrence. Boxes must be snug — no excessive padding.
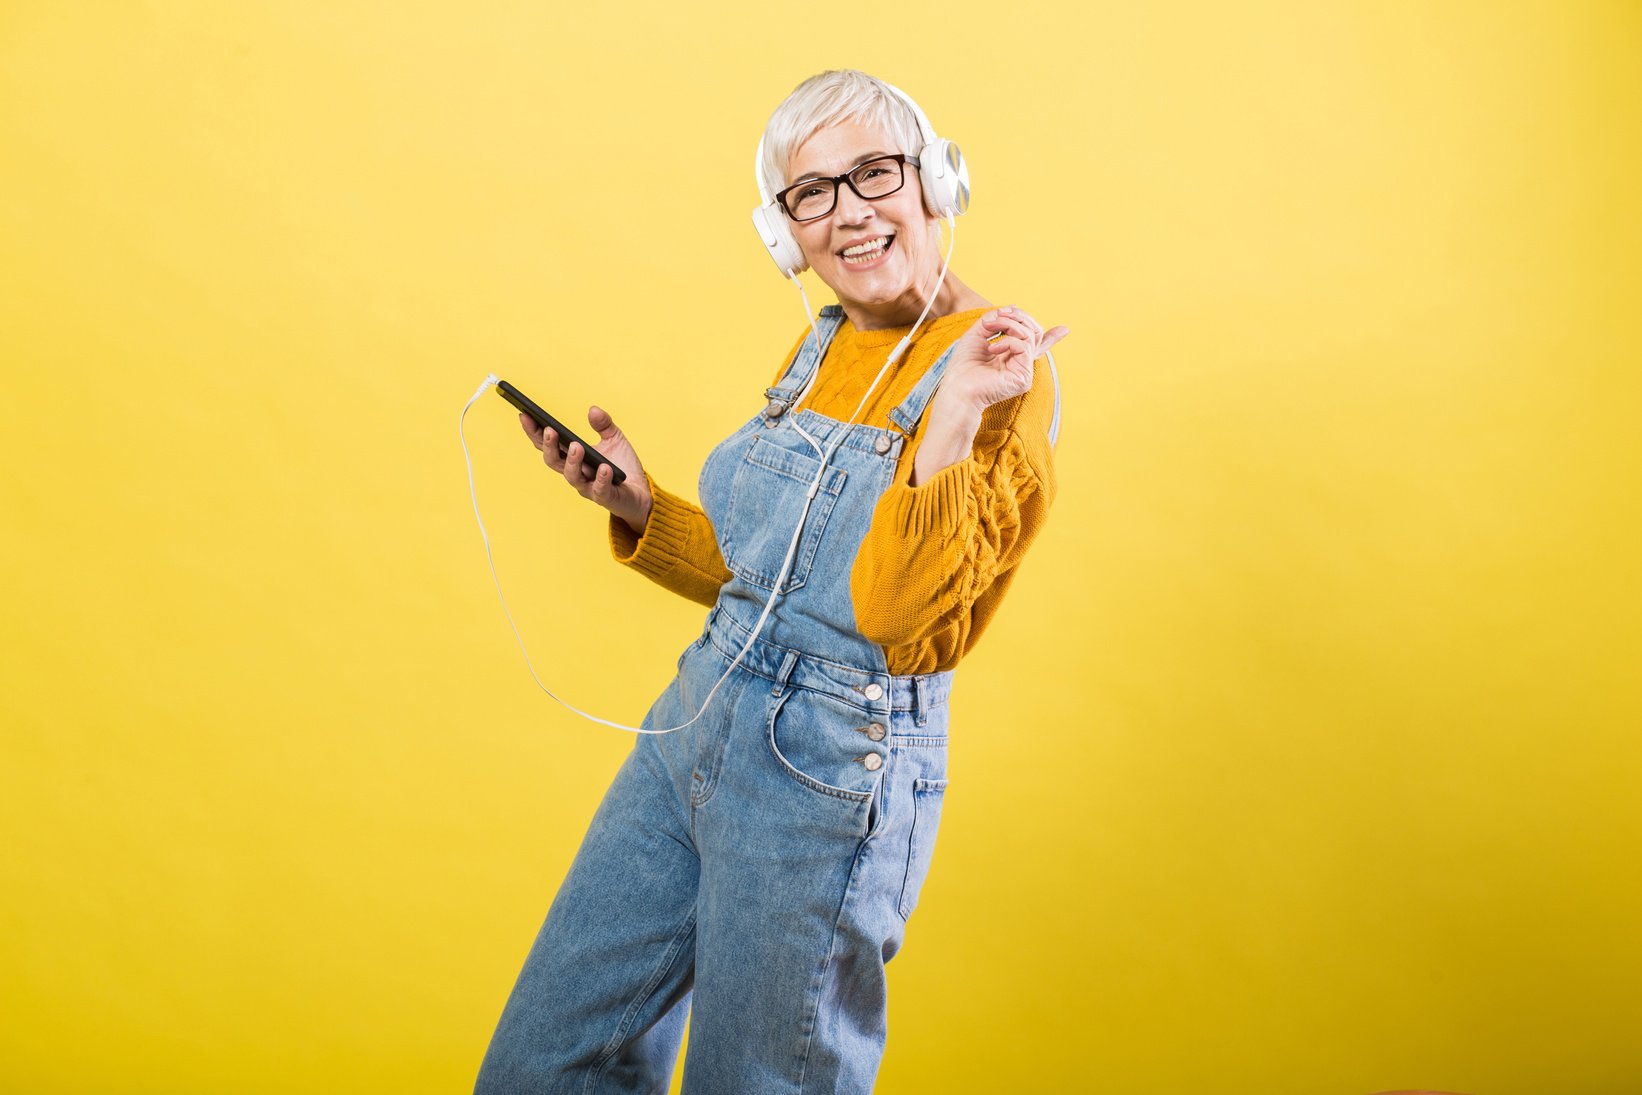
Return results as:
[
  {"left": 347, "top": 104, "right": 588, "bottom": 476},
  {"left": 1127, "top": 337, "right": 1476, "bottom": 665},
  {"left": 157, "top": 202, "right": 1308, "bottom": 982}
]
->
[{"left": 878, "top": 79, "right": 938, "bottom": 151}]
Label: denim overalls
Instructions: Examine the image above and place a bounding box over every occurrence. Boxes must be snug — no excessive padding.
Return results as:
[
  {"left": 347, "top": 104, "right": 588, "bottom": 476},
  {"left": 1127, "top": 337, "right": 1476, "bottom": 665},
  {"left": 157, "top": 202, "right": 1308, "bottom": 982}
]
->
[{"left": 476, "top": 305, "right": 958, "bottom": 1094}]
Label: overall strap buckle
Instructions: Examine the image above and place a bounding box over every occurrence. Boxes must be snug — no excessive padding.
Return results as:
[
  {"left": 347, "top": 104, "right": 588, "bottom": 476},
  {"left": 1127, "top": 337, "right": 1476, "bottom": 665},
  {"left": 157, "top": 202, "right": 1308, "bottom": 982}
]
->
[{"left": 887, "top": 339, "right": 962, "bottom": 437}]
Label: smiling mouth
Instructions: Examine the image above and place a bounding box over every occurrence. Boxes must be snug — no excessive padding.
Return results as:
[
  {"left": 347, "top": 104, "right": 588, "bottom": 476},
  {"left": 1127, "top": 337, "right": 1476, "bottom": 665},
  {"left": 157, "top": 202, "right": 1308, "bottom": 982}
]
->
[{"left": 839, "top": 235, "right": 894, "bottom": 264}]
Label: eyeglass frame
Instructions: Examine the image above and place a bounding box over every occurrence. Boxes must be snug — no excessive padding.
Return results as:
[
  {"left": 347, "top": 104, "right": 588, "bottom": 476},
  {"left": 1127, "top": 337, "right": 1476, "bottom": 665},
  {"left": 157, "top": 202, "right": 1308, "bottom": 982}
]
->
[{"left": 772, "top": 153, "right": 922, "bottom": 223}]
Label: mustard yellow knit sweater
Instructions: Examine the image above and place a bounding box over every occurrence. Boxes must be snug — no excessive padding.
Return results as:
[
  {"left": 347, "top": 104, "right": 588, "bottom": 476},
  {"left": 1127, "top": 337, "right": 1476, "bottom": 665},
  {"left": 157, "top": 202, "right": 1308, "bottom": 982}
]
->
[{"left": 607, "top": 306, "right": 1057, "bottom": 675}]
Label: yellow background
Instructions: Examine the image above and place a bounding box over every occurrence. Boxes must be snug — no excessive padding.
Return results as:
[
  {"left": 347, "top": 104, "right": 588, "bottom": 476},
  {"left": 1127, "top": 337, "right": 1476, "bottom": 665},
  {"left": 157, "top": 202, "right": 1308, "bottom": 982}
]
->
[{"left": 3, "top": 2, "right": 1638, "bottom": 1092}]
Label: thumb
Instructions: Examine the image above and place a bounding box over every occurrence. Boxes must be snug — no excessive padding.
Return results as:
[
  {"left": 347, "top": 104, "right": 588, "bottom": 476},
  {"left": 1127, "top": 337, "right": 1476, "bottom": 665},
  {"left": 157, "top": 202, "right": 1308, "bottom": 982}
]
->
[{"left": 588, "top": 404, "right": 621, "bottom": 441}]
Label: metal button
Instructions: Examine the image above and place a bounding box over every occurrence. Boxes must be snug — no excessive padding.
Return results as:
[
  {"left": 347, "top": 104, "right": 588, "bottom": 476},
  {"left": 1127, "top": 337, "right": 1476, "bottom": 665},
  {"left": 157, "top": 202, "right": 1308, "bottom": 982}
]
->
[
  {"left": 860, "top": 753, "right": 883, "bottom": 772},
  {"left": 864, "top": 722, "right": 886, "bottom": 742},
  {"left": 765, "top": 399, "right": 786, "bottom": 418},
  {"left": 863, "top": 683, "right": 883, "bottom": 701},
  {"left": 873, "top": 434, "right": 892, "bottom": 455}
]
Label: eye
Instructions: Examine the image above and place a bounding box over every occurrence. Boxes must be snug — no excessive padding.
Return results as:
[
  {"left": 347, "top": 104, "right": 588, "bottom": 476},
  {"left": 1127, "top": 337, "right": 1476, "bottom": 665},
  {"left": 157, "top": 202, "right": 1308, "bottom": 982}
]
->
[{"left": 858, "top": 166, "right": 891, "bottom": 180}]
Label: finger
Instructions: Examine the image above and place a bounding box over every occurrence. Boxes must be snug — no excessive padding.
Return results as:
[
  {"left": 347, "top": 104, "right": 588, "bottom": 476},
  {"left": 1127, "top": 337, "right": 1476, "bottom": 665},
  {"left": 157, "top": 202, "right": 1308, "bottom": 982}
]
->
[
  {"left": 1007, "top": 306, "right": 1043, "bottom": 334},
  {"left": 987, "top": 335, "right": 1031, "bottom": 360},
  {"left": 520, "top": 412, "right": 545, "bottom": 448},
  {"left": 1000, "top": 303, "right": 1037, "bottom": 324},
  {"left": 540, "top": 427, "right": 567, "bottom": 472},
  {"left": 587, "top": 460, "right": 615, "bottom": 504},
  {"left": 982, "top": 313, "right": 1034, "bottom": 342},
  {"left": 562, "top": 440, "right": 589, "bottom": 490},
  {"left": 1039, "top": 326, "right": 1070, "bottom": 355},
  {"left": 979, "top": 306, "right": 1021, "bottom": 334}
]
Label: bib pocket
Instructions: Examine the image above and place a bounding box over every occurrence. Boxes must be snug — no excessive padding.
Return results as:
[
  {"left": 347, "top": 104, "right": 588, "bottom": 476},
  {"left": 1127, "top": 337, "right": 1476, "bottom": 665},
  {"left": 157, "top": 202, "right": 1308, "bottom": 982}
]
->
[{"left": 721, "top": 435, "right": 848, "bottom": 594}]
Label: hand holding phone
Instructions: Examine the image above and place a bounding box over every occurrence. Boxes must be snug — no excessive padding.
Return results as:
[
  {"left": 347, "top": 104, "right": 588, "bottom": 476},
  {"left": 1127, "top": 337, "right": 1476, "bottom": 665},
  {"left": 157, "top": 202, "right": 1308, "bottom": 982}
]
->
[
  {"left": 497, "top": 380, "right": 627, "bottom": 487},
  {"left": 496, "top": 380, "right": 654, "bottom": 537}
]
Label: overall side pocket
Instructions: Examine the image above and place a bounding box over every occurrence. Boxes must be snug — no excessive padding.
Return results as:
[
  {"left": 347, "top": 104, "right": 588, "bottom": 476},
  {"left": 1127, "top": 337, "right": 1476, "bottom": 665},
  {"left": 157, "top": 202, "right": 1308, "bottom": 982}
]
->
[
  {"left": 765, "top": 686, "right": 882, "bottom": 803},
  {"left": 898, "top": 777, "right": 949, "bottom": 919}
]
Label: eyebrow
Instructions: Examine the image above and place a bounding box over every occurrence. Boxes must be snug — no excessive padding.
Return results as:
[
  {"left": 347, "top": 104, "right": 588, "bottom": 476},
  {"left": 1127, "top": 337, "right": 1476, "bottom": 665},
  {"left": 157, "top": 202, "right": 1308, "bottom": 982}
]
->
[{"left": 790, "top": 150, "right": 894, "bottom": 184}]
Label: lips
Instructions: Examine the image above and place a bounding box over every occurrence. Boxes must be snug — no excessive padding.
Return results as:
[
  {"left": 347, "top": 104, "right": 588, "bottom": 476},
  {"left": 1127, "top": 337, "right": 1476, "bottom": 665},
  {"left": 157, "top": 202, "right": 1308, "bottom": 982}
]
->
[{"left": 839, "top": 235, "right": 894, "bottom": 264}]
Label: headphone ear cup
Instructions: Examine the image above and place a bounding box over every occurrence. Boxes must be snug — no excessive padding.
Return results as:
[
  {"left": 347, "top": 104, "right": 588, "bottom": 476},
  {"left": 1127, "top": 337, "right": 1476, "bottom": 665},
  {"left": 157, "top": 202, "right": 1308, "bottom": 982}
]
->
[
  {"left": 917, "top": 138, "right": 971, "bottom": 219},
  {"left": 751, "top": 203, "right": 808, "bottom": 278}
]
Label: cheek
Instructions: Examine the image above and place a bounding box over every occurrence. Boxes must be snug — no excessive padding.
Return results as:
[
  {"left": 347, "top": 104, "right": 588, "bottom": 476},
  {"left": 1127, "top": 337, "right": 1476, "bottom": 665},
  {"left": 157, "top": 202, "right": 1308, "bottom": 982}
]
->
[
  {"left": 898, "top": 222, "right": 934, "bottom": 261},
  {"left": 796, "top": 228, "right": 832, "bottom": 266}
]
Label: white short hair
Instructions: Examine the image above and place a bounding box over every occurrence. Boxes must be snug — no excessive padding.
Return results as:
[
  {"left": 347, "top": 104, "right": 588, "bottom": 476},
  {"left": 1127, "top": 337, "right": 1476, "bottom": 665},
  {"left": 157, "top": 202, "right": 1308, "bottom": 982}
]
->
[{"left": 757, "top": 70, "right": 929, "bottom": 203}]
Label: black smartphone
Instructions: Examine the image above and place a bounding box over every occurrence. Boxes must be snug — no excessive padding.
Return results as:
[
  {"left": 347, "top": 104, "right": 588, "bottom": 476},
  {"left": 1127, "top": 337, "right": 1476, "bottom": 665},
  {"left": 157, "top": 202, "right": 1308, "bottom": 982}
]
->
[{"left": 496, "top": 379, "right": 627, "bottom": 487}]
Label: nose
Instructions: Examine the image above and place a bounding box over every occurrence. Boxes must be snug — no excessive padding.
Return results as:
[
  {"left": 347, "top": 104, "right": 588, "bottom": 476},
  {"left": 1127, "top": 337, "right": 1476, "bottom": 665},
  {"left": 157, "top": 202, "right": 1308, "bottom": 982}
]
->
[{"left": 833, "top": 182, "right": 875, "bottom": 225}]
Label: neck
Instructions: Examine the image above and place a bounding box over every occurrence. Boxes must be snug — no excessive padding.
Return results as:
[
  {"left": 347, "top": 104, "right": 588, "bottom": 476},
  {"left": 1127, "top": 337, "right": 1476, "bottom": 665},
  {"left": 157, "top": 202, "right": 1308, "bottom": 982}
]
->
[{"left": 843, "top": 269, "right": 987, "bottom": 332}]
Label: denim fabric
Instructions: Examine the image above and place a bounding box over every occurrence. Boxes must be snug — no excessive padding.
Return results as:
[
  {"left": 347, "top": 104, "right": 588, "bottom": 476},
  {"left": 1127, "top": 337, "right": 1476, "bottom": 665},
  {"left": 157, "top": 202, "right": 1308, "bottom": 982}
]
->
[{"left": 476, "top": 306, "right": 959, "bottom": 1094}]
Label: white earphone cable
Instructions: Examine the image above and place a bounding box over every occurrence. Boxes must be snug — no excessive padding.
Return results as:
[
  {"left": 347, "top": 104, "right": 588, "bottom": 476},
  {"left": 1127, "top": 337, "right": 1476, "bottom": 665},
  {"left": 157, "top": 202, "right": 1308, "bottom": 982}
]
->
[
  {"left": 461, "top": 380, "right": 736, "bottom": 734},
  {"left": 461, "top": 215, "right": 959, "bottom": 735}
]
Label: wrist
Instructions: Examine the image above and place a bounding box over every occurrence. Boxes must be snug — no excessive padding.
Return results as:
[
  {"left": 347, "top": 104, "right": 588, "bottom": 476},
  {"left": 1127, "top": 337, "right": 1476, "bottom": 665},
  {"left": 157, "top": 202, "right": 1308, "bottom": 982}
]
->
[
  {"left": 910, "top": 406, "right": 980, "bottom": 487},
  {"left": 622, "top": 495, "right": 652, "bottom": 538},
  {"left": 923, "top": 393, "right": 982, "bottom": 458},
  {"left": 930, "top": 388, "right": 985, "bottom": 433}
]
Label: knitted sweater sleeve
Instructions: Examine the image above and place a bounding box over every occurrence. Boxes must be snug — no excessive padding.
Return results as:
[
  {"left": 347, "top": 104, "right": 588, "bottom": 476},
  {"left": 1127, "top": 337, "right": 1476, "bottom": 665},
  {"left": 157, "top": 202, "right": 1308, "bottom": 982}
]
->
[
  {"left": 606, "top": 469, "right": 732, "bottom": 608},
  {"left": 849, "top": 354, "right": 1059, "bottom": 658}
]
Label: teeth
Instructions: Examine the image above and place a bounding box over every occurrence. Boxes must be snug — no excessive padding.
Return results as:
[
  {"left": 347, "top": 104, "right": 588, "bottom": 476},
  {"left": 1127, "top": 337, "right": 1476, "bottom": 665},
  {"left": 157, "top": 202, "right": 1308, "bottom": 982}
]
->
[{"left": 842, "top": 236, "right": 889, "bottom": 261}]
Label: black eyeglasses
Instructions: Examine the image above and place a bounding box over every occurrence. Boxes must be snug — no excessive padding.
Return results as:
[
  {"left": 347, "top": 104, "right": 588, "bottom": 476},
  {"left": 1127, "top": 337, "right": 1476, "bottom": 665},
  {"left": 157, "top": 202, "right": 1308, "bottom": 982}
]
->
[{"left": 774, "top": 154, "right": 920, "bottom": 222}]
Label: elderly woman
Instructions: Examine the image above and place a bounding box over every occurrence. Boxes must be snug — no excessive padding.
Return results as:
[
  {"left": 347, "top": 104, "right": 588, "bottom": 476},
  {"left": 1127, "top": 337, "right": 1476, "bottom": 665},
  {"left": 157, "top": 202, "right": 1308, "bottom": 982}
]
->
[{"left": 475, "top": 69, "right": 1067, "bottom": 1093}]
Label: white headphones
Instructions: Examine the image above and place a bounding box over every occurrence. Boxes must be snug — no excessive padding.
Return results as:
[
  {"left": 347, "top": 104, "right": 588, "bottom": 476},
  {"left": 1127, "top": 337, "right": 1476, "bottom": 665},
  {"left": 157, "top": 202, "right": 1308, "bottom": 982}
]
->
[{"left": 751, "top": 79, "right": 971, "bottom": 279}]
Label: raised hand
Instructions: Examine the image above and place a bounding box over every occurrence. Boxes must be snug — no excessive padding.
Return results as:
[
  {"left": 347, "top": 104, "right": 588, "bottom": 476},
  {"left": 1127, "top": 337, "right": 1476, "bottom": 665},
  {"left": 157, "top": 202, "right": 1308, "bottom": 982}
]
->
[
  {"left": 940, "top": 305, "right": 1069, "bottom": 413},
  {"left": 901, "top": 305, "right": 1069, "bottom": 486}
]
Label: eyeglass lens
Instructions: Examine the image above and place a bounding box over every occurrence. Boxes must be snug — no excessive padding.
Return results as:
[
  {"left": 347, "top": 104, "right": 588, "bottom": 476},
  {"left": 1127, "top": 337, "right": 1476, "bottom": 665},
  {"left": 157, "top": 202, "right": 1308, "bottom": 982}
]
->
[{"left": 784, "top": 157, "right": 906, "bottom": 221}]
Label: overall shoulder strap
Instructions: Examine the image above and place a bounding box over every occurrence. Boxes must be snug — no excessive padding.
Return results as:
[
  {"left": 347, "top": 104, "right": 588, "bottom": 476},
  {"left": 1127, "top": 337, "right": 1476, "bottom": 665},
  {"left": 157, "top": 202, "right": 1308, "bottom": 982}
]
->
[
  {"left": 764, "top": 305, "right": 846, "bottom": 411},
  {"left": 887, "top": 336, "right": 960, "bottom": 437}
]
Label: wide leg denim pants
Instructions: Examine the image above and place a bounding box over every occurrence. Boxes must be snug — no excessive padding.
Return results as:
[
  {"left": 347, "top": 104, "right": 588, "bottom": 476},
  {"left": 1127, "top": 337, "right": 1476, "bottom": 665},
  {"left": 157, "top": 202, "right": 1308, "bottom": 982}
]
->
[{"left": 476, "top": 307, "right": 957, "bottom": 1094}]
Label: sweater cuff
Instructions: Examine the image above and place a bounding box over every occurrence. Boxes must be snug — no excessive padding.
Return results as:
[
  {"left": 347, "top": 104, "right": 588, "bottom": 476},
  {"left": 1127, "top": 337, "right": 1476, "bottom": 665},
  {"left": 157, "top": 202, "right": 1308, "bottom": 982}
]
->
[
  {"left": 879, "top": 456, "right": 978, "bottom": 538},
  {"left": 608, "top": 471, "right": 695, "bottom": 579}
]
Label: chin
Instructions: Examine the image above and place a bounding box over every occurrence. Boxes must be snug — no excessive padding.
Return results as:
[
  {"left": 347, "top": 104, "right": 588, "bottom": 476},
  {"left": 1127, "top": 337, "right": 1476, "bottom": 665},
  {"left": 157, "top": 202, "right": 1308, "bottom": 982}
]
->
[{"left": 825, "top": 260, "right": 916, "bottom": 306}]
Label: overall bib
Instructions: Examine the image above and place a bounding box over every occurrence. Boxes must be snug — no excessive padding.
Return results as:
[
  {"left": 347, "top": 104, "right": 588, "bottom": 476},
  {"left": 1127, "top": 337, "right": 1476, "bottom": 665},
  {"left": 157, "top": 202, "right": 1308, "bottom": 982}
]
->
[{"left": 476, "top": 305, "right": 958, "bottom": 1095}]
